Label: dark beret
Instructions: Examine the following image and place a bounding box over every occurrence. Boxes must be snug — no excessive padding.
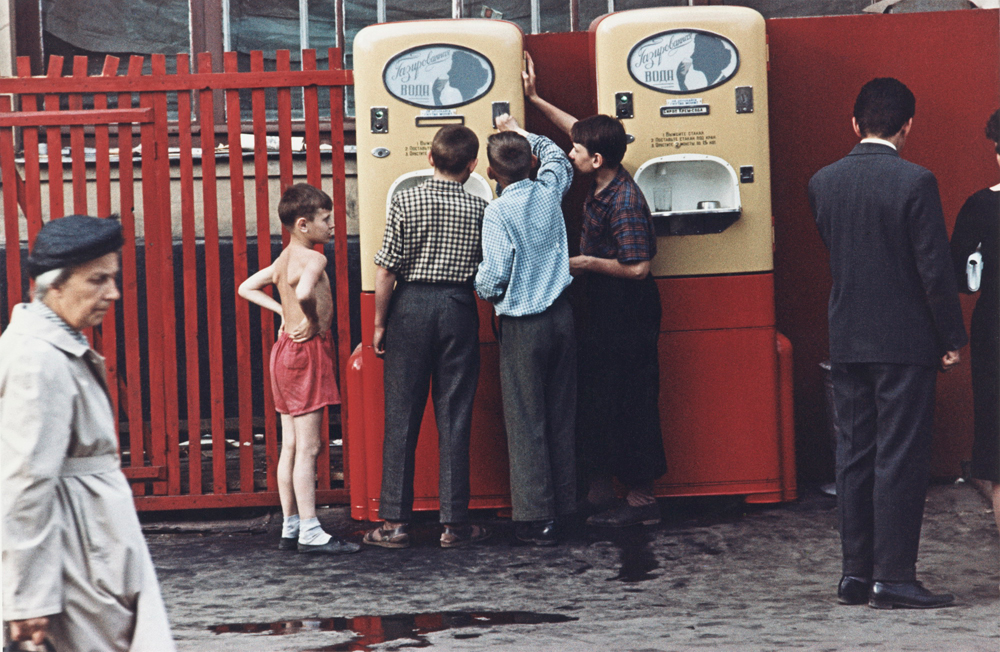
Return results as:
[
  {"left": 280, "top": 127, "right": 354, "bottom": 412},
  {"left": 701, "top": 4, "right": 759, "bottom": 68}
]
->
[{"left": 27, "top": 215, "right": 124, "bottom": 278}]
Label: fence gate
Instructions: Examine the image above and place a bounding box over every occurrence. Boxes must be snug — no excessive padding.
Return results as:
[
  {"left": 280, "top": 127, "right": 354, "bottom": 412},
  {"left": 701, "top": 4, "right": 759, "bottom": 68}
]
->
[{"left": 0, "top": 50, "right": 354, "bottom": 511}]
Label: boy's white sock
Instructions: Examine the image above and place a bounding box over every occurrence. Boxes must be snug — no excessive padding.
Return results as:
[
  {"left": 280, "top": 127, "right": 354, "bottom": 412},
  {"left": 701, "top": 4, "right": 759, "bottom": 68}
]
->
[
  {"left": 282, "top": 514, "right": 300, "bottom": 539},
  {"left": 298, "top": 517, "right": 332, "bottom": 546}
]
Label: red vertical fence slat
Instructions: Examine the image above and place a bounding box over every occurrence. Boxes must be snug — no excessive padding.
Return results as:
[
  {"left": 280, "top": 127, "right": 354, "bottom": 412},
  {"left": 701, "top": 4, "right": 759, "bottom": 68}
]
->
[
  {"left": 94, "top": 55, "right": 120, "bottom": 429},
  {"left": 69, "top": 56, "right": 88, "bottom": 215},
  {"left": 275, "top": 50, "right": 294, "bottom": 196},
  {"left": 176, "top": 53, "right": 204, "bottom": 496},
  {"left": 16, "top": 58, "right": 43, "bottom": 244},
  {"left": 119, "top": 56, "right": 147, "bottom": 491},
  {"left": 0, "top": 96, "right": 21, "bottom": 314},
  {"left": 250, "top": 50, "right": 280, "bottom": 492},
  {"left": 43, "top": 57, "right": 65, "bottom": 220},
  {"left": 223, "top": 52, "right": 256, "bottom": 493},
  {"left": 300, "top": 49, "right": 331, "bottom": 490},
  {"left": 197, "top": 51, "right": 228, "bottom": 495},
  {"left": 150, "top": 54, "right": 178, "bottom": 496},
  {"left": 328, "top": 48, "right": 352, "bottom": 494}
]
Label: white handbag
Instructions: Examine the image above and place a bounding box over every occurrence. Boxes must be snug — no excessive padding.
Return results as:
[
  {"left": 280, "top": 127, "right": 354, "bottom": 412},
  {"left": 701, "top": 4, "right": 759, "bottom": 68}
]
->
[{"left": 966, "top": 244, "right": 983, "bottom": 292}]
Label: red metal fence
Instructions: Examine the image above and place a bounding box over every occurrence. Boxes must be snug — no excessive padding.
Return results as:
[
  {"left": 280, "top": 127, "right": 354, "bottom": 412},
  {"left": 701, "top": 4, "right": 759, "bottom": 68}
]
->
[{"left": 0, "top": 50, "right": 354, "bottom": 510}]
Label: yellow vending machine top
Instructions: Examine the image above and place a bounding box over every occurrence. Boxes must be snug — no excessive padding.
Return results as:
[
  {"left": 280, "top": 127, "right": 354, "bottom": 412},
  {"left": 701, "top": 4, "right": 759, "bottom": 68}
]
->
[
  {"left": 354, "top": 19, "right": 525, "bottom": 291},
  {"left": 592, "top": 6, "right": 772, "bottom": 278}
]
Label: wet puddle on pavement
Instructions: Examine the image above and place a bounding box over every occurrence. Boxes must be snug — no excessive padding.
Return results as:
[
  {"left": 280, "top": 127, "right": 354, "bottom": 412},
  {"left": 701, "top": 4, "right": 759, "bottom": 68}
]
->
[{"left": 209, "top": 610, "right": 577, "bottom": 650}]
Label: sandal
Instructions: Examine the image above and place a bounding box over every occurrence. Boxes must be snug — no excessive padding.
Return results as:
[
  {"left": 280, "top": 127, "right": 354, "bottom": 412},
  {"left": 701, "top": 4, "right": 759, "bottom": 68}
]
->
[
  {"left": 440, "top": 524, "right": 490, "bottom": 549},
  {"left": 362, "top": 522, "right": 410, "bottom": 549}
]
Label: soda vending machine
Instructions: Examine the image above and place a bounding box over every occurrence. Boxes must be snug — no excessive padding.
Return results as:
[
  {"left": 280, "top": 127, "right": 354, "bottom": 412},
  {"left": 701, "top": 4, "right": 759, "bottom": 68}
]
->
[
  {"left": 347, "top": 19, "right": 525, "bottom": 521},
  {"left": 590, "top": 6, "right": 796, "bottom": 502}
]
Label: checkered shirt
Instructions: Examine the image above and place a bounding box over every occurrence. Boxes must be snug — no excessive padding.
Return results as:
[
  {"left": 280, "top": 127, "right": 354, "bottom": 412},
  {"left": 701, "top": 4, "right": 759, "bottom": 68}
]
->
[
  {"left": 580, "top": 165, "right": 657, "bottom": 263},
  {"left": 374, "top": 179, "right": 488, "bottom": 284},
  {"left": 476, "top": 133, "right": 573, "bottom": 317}
]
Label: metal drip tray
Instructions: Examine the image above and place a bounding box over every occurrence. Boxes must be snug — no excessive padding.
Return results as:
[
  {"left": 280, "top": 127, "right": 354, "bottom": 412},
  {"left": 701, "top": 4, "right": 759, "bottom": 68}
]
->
[{"left": 651, "top": 208, "right": 741, "bottom": 236}]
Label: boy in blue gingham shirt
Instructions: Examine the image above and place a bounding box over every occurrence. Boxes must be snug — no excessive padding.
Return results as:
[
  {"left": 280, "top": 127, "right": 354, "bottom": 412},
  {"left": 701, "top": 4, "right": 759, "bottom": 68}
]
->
[{"left": 475, "top": 115, "right": 577, "bottom": 546}]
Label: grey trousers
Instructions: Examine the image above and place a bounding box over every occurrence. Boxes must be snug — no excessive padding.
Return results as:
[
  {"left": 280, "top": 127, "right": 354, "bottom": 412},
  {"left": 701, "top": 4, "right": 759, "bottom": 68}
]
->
[
  {"left": 379, "top": 282, "right": 480, "bottom": 524},
  {"left": 498, "top": 294, "right": 577, "bottom": 522},
  {"left": 833, "top": 362, "right": 937, "bottom": 582}
]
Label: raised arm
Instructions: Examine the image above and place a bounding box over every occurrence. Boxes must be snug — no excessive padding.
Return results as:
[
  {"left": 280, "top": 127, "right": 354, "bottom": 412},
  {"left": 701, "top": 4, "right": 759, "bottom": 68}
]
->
[
  {"left": 237, "top": 264, "right": 283, "bottom": 316},
  {"left": 522, "top": 51, "right": 577, "bottom": 138}
]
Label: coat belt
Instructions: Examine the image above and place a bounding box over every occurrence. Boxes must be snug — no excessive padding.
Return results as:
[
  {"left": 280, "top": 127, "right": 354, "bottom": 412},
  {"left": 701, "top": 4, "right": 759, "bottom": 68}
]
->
[{"left": 60, "top": 454, "right": 120, "bottom": 477}]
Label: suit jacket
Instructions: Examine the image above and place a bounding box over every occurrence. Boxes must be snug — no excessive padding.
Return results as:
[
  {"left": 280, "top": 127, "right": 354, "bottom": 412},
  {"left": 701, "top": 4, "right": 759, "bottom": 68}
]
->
[{"left": 809, "top": 142, "right": 967, "bottom": 367}]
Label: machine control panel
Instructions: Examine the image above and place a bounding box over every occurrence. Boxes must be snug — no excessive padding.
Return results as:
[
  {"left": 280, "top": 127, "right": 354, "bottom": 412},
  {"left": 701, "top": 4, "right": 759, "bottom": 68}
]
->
[
  {"left": 371, "top": 107, "right": 389, "bottom": 133},
  {"left": 615, "top": 92, "right": 634, "bottom": 119},
  {"left": 735, "top": 87, "right": 754, "bottom": 114},
  {"left": 740, "top": 166, "right": 755, "bottom": 183},
  {"left": 492, "top": 101, "right": 510, "bottom": 127}
]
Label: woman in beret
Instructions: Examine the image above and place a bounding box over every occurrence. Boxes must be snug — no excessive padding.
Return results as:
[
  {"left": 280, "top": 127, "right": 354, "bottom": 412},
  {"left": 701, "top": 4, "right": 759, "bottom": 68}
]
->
[{"left": 1, "top": 215, "right": 175, "bottom": 650}]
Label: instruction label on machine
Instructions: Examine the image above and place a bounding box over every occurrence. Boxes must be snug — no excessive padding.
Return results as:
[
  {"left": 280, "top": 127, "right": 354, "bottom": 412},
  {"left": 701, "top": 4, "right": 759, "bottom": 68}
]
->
[
  {"left": 651, "top": 130, "right": 717, "bottom": 149},
  {"left": 405, "top": 140, "right": 433, "bottom": 157}
]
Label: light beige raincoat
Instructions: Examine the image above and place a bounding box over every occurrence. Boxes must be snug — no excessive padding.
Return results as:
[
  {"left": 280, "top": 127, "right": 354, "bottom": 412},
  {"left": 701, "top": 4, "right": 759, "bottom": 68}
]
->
[{"left": 1, "top": 303, "right": 175, "bottom": 651}]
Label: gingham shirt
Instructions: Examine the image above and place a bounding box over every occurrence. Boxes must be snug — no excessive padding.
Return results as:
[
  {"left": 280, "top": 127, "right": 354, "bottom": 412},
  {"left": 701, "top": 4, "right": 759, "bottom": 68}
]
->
[
  {"left": 374, "top": 179, "right": 488, "bottom": 284},
  {"left": 476, "top": 133, "right": 573, "bottom": 317},
  {"left": 580, "top": 165, "right": 657, "bottom": 263}
]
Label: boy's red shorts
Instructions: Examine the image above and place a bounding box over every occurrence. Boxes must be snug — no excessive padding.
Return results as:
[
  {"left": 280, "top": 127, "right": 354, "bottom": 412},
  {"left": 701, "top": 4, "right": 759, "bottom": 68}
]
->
[{"left": 269, "top": 330, "right": 341, "bottom": 416}]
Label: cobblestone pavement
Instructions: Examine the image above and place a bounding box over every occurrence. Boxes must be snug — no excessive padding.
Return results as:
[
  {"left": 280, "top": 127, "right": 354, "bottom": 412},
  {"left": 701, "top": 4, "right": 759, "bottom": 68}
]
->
[{"left": 147, "top": 483, "right": 998, "bottom": 651}]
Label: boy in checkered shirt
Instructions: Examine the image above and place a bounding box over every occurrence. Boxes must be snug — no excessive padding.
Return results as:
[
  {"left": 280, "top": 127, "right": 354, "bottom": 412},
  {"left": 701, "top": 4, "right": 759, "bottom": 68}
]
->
[
  {"left": 475, "top": 114, "right": 576, "bottom": 546},
  {"left": 364, "top": 125, "right": 491, "bottom": 550}
]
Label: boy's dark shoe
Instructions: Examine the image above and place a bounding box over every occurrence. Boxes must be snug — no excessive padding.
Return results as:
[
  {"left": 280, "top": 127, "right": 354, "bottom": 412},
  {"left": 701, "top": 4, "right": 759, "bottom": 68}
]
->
[
  {"left": 440, "top": 524, "right": 490, "bottom": 548},
  {"left": 514, "top": 519, "right": 559, "bottom": 546},
  {"left": 278, "top": 536, "right": 297, "bottom": 551},
  {"left": 586, "top": 502, "right": 661, "bottom": 527},
  {"left": 837, "top": 575, "right": 871, "bottom": 605},
  {"left": 298, "top": 536, "right": 362, "bottom": 555},
  {"left": 868, "top": 581, "right": 955, "bottom": 609},
  {"left": 362, "top": 522, "right": 411, "bottom": 549}
]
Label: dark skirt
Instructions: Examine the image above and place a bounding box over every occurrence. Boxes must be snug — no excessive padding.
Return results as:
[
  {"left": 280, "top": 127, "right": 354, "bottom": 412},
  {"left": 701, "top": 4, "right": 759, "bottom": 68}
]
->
[
  {"left": 576, "top": 273, "right": 667, "bottom": 486},
  {"left": 969, "top": 301, "right": 999, "bottom": 484}
]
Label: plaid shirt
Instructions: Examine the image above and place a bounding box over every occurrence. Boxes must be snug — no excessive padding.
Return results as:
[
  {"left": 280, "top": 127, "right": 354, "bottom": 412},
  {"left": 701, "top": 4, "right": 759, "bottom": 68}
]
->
[
  {"left": 374, "top": 179, "right": 488, "bottom": 284},
  {"left": 475, "top": 133, "right": 573, "bottom": 316},
  {"left": 580, "top": 166, "right": 657, "bottom": 263}
]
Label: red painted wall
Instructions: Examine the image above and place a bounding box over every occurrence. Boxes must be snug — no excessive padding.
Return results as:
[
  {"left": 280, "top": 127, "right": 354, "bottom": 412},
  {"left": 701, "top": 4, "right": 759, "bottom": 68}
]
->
[
  {"left": 768, "top": 9, "right": 999, "bottom": 479},
  {"left": 526, "top": 9, "right": 1000, "bottom": 482}
]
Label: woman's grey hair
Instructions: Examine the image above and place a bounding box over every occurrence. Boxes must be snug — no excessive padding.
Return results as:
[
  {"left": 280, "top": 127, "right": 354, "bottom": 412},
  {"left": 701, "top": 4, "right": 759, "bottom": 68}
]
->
[{"left": 32, "top": 267, "right": 71, "bottom": 300}]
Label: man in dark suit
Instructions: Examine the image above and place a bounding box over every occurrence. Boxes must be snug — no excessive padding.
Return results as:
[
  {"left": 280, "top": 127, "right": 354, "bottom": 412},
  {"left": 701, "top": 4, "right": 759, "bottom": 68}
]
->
[{"left": 809, "top": 78, "right": 968, "bottom": 609}]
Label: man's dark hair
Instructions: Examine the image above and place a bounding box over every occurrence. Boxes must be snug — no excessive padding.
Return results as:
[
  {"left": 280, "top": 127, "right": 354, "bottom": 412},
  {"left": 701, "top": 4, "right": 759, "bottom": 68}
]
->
[
  {"left": 278, "top": 183, "right": 333, "bottom": 227},
  {"left": 431, "top": 125, "right": 480, "bottom": 175},
  {"left": 487, "top": 131, "right": 532, "bottom": 181},
  {"left": 986, "top": 108, "right": 1000, "bottom": 154},
  {"left": 570, "top": 115, "right": 627, "bottom": 169},
  {"left": 853, "top": 78, "right": 915, "bottom": 138}
]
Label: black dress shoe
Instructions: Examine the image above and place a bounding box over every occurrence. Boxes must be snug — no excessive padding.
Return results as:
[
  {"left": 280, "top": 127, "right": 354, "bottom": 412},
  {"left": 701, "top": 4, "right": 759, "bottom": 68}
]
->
[
  {"left": 515, "top": 519, "right": 559, "bottom": 546},
  {"left": 869, "top": 581, "right": 955, "bottom": 609},
  {"left": 298, "top": 536, "right": 362, "bottom": 555},
  {"left": 278, "top": 536, "right": 297, "bottom": 551},
  {"left": 837, "top": 575, "right": 871, "bottom": 605}
]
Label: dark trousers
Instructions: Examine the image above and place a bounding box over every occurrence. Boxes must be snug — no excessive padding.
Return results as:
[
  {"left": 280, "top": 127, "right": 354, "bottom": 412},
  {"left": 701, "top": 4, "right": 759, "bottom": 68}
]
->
[
  {"left": 577, "top": 274, "right": 666, "bottom": 487},
  {"left": 832, "top": 362, "right": 937, "bottom": 582},
  {"left": 379, "top": 283, "right": 480, "bottom": 524},
  {"left": 498, "top": 294, "right": 577, "bottom": 522}
]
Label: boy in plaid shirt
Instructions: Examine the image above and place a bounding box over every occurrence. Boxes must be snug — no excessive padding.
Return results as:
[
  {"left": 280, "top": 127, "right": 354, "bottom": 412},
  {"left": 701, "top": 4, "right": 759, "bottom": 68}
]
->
[
  {"left": 522, "top": 51, "right": 666, "bottom": 529},
  {"left": 475, "top": 114, "right": 576, "bottom": 546},
  {"left": 365, "top": 125, "right": 491, "bottom": 549}
]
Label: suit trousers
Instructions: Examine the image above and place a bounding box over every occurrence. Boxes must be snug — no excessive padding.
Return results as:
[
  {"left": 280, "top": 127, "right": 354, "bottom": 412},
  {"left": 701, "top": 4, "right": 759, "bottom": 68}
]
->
[
  {"left": 379, "top": 282, "right": 480, "bottom": 524},
  {"left": 832, "top": 362, "right": 937, "bottom": 582},
  {"left": 498, "top": 293, "right": 577, "bottom": 522}
]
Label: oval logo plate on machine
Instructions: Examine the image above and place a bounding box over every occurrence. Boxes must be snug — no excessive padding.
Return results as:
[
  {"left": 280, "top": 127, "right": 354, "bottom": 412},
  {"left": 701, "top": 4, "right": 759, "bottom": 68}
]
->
[
  {"left": 383, "top": 45, "right": 495, "bottom": 109},
  {"left": 627, "top": 30, "right": 740, "bottom": 94}
]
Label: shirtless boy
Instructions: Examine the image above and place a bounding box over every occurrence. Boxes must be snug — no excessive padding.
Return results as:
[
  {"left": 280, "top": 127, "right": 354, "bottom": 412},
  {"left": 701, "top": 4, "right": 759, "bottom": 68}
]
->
[{"left": 239, "top": 183, "right": 360, "bottom": 555}]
